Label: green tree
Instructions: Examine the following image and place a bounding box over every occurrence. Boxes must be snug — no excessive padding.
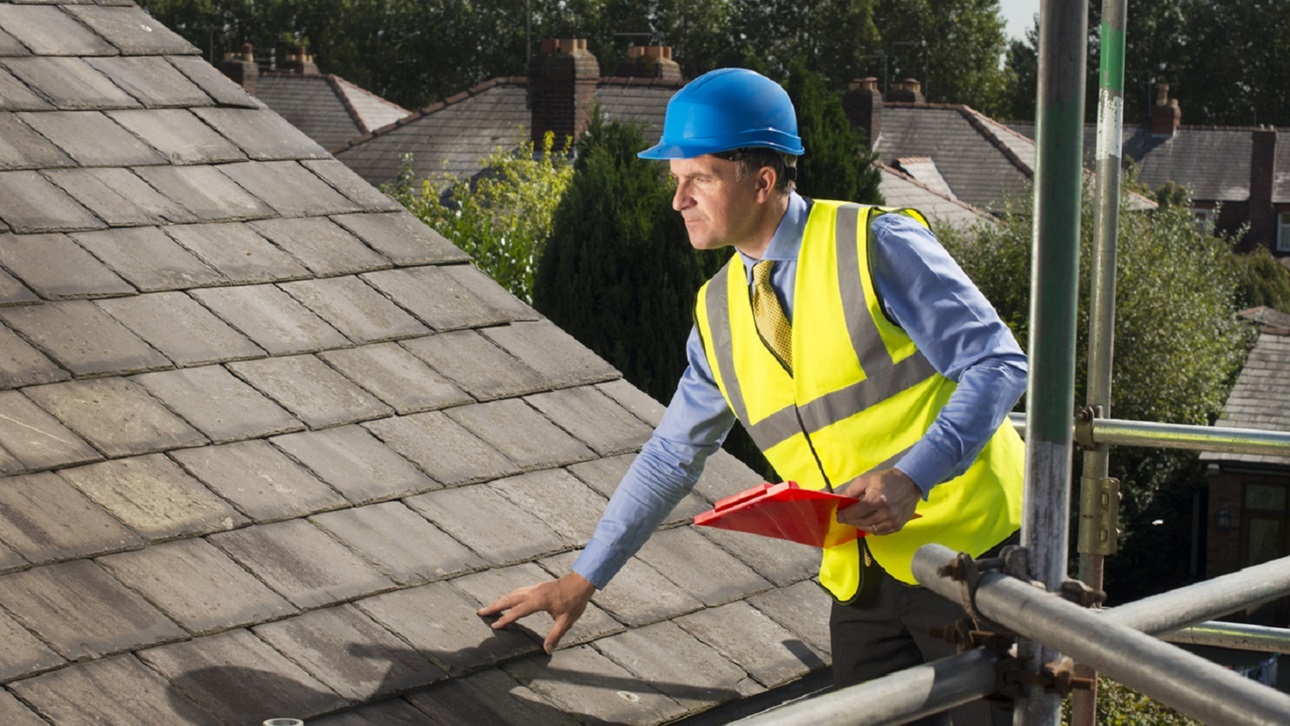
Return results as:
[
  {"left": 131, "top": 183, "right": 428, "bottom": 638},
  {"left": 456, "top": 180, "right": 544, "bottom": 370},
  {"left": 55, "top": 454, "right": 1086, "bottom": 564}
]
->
[
  {"left": 385, "top": 133, "right": 573, "bottom": 303},
  {"left": 785, "top": 58, "right": 884, "bottom": 205},
  {"left": 939, "top": 173, "right": 1254, "bottom": 602},
  {"left": 533, "top": 115, "right": 724, "bottom": 404}
]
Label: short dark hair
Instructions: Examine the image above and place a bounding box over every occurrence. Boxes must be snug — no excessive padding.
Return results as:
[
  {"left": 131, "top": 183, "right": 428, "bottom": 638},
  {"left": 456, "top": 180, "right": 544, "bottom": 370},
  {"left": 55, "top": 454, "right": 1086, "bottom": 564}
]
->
[{"left": 714, "top": 147, "right": 797, "bottom": 193}]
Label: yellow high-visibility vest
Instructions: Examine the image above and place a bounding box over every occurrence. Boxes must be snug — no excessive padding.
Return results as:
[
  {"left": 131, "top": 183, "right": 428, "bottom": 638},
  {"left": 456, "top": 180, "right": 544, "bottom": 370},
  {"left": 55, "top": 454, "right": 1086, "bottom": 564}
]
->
[{"left": 694, "top": 201, "right": 1024, "bottom": 600}]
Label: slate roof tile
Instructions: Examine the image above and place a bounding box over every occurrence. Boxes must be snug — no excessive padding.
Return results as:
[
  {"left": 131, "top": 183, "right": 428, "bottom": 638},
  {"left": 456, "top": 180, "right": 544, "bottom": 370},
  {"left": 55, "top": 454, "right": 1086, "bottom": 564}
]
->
[
  {"left": 169, "top": 440, "right": 348, "bottom": 521},
  {"left": 192, "top": 284, "right": 349, "bottom": 354},
  {"left": 331, "top": 211, "right": 468, "bottom": 266},
  {"left": 0, "top": 608, "right": 64, "bottom": 682},
  {"left": 492, "top": 468, "right": 608, "bottom": 542},
  {"left": 253, "top": 604, "right": 447, "bottom": 701},
  {"left": 747, "top": 580, "right": 834, "bottom": 656},
  {"left": 24, "top": 376, "right": 206, "bottom": 456},
  {"left": 208, "top": 519, "right": 394, "bottom": 608},
  {"left": 94, "top": 291, "right": 265, "bottom": 365},
  {"left": 404, "top": 483, "right": 567, "bottom": 565},
  {"left": 635, "top": 527, "right": 772, "bottom": 607},
  {"left": 0, "top": 27, "right": 28, "bottom": 57},
  {"left": 62, "top": 4, "right": 195, "bottom": 55},
  {"left": 249, "top": 216, "right": 391, "bottom": 277},
  {"left": 193, "top": 106, "right": 329, "bottom": 161},
  {"left": 18, "top": 109, "right": 161, "bottom": 164},
  {"left": 361, "top": 265, "right": 520, "bottom": 331},
  {"left": 0, "top": 231, "right": 131, "bottom": 298},
  {"left": 0, "top": 471, "right": 142, "bottom": 562},
  {"left": 280, "top": 277, "right": 429, "bottom": 344},
  {"left": 137, "top": 629, "right": 347, "bottom": 723},
  {"left": 403, "top": 668, "right": 577, "bottom": 725},
  {"left": 502, "top": 645, "right": 686, "bottom": 723},
  {"left": 217, "top": 159, "right": 365, "bottom": 217},
  {"left": 453, "top": 563, "right": 623, "bottom": 648},
  {"left": 270, "top": 425, "right": 439, "bottom": 504},
  {"left": 131, "top": 164, "right": 274, "bottom": 221},
  {"left": 361, "top": 412, "right": 516, "bottom": 484},
  {"left": 0, "top": 324, "right": 67, "bottom": 388},
  {"left": 0, "top": 560, "right": 186, "bottom": 660},
  {"left": 0, "top": 5, "right": 116, "bottom": 56},
  {"left": 106, "top": 108, "right": 244, "bottom": 164},
  {"left": 592, "top": 620, "right": 763, "bottom": 709},
  {"left": 6, "top": 654, "right": 214, "bottom": 725},
  {"left": 318, "top": 342, "right": 470, "bottom": 414},
  {"left": 400, "top": 330, "right": 547, "bottom": 401},
  {"left": 482, "top": 320, "right": 619, "bottom": 388},
  {"left": 83, "top": 55, "right": 208, "bottom": 107},
  {"left": 676, "top": 601, "right": 827, "bottom": 688},
  {"left": 310, "top": 501, "right": 485, "bottom": 586},
  {"left": 4, "top": 57, "right": 138, "bottom": 109},
  {"left": 303, "top": 158, "right": 404, "bottom": 212},
  {"left": 132, "top": 365, "right": 303, "bottom": 442},
  {"left": 446, "top": 398, "right": 594, "bottom": 470},
  {"left": 97, "top": 537, "right": 296, "bottom": 633},
  {"left": 0, "top": 535, "right": 22, "bottom": 569},
  {"left": 311, "top": 698, "right": 439, "bottom": 725},
  {"left": 696, "top": 525, "right": 818, "bottom": 587},
  {"left": 541, "top": 550, "right": 703, "bottom": 628},
  {"left": 57, "top": 453, "right": 246, "bottom": 539},
  {"left": 356, "top": 581, "right": 537, "bottom": 677},
  {"left": 0, "top": 389, "right": 99, "bottom": 471},
  {"left": 0, "top": 169, "right": 105, "bottom": 232},
  {"left": 165, "top": 54, "right": 258, "bottom": 108},
  {"left": 0, "top": 66, "right": 51, "bottom": 110},
  {"left": 0, "top": 112, "right": 72, "bottom": 168},
  {"left": 166, "top": 223, "right": 310, "bottom": 284},
  {"left": 227, "top": 354, "right": 393, "bottom": 428},
  {"left": 44, "top": 167, "right": 199, "bottom": 225},
  {"left": 524, "top": 385, "right": 653, "bottom": 456}
]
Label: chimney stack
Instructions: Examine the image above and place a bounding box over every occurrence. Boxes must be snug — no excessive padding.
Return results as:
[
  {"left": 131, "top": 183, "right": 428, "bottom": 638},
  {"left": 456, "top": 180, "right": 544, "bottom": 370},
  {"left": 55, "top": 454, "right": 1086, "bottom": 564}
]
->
[
  {"left": 842, "top": 77, "right": 883, "bottom": 148},
  {"left": 1151, "top": 83, "right": 1181, "bottom": 137},
  {"left": 615, "top": 45, "right": 682, "bottom": 81},
  {"left": 529, "top": 38, "right": 599, "bottom": 148},
  {"left": 884, "top": 78, "right": 925, "bottom": 104},
  {"left": 221, "top": 43, "right": 259, "bottom": 95},
  {"left": 281, "top": 44, "right": 319, "bottom": 75}
]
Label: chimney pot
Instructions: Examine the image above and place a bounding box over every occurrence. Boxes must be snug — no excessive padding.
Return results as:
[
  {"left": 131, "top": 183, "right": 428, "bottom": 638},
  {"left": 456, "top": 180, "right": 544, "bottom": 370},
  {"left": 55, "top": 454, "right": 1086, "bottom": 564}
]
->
[
  {"left": 1151, "top": 83, "right": 1181, "bottom": 137},
  {"left": 530, "top": 38, "right": 600, "bottom": 147},
  {"left": 613, "top": 43, "right": 682, "bottom": 81},
  {"left": 221, "top": 42, "right": 259, "bottom": 94},
  {"left": 884, "top": 77, "right": 925, "bottom": 104}
]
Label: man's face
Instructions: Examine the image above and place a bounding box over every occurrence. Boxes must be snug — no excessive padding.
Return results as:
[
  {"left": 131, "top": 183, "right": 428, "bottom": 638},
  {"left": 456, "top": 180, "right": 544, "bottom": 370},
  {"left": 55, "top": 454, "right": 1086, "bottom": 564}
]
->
[{"left": 669, "top": 155, "right": 762, "bottom": 252}]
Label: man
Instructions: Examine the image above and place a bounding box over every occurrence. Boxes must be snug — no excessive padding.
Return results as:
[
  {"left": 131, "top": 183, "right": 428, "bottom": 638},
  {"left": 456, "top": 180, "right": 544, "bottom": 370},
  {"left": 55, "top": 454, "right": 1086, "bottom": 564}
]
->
[{"left": 480, "top": 68, "right": 1025, "bottom": 724}]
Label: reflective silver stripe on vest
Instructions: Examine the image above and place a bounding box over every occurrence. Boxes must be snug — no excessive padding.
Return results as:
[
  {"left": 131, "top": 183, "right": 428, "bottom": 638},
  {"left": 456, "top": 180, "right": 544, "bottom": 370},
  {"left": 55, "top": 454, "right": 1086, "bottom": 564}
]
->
[{"left": 704, "top": 204, "right": 940, "bottom": 454}]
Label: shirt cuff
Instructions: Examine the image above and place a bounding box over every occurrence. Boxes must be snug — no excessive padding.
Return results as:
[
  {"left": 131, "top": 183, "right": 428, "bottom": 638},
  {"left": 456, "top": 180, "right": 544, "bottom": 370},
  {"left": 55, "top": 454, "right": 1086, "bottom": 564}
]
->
[{"left": 895, "top": 440, "right": 959, "bottom": 500}]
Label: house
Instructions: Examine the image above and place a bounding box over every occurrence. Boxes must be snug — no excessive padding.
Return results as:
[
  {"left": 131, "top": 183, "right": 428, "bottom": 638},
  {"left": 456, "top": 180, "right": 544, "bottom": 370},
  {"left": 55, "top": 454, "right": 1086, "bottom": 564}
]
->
[
  {"left": 221, "top": 43, "right": 411, "bottom": 151},
  {"left": 1008, "top": 84, "right": 1290, "bottom": 257},
  {"left": 326, "top": 42, "right": 995, "bottom": 231},
  {"left": 0, "top": 2, "right": 838, "bottom": 722},
  {"left": 1202, "top": 307, "right": 1290, "bottom": 623}
]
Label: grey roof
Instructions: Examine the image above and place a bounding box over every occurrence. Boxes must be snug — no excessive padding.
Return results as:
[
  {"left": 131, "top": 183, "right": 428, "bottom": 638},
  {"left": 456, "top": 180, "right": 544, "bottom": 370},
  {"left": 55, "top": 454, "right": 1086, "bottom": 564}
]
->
[
  {"left": 0, "top": 2, "right": 830, "bottom": 723},
  {"left": 875, "top": 105, "right": 1035, "bottom": 213},
  {"left": 255, "top": 72, "right": 410, "bottom": 151},
  {"left": 335, "top": 77, "right": 684, "bottom": 191},
  {"left": 1008, "top": 122, "right": 1290, "bottom": 204},
  {"left": 877, "top": 162, "right": 995, "bottom": 231},
  {"left": 1202, "top": 308, "right": 1290, "bottom": 467}
]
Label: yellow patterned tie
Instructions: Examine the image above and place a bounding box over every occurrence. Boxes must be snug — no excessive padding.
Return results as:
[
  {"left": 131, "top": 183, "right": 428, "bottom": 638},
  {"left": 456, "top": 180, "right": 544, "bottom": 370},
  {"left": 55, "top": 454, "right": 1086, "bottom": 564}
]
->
[{"left": 752, "top": 260, "right": 792, "bottom": 372}]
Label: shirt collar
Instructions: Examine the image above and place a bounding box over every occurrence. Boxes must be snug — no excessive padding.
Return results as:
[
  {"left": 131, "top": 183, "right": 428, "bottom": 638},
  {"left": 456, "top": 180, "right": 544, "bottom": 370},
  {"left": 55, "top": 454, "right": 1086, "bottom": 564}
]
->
[{"left": 739, "top": 192, "right": 810, "bottom": 271}]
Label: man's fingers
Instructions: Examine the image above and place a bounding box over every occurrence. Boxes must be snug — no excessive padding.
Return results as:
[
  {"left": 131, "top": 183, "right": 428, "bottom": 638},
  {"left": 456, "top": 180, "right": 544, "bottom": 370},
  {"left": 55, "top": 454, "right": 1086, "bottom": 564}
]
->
[{"left": 477, "top": 587, "right": 528, "bottom": 617}]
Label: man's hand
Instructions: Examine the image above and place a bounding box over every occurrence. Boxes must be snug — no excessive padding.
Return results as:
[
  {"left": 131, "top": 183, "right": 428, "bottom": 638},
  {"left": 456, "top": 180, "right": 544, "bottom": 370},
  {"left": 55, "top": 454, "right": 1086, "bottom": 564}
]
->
[
  {"left": 835, "top": 468, "right": 921, "bottom": 535},
  {"left": 477, "top": 572, "right": 596, "bottom": 654}
]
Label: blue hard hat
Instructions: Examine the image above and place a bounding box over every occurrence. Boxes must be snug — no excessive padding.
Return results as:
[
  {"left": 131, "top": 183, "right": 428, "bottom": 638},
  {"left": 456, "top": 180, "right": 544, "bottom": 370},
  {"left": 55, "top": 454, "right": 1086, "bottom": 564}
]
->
[{"left": 638, "top": 68, "right": 805, "bottom": 159}]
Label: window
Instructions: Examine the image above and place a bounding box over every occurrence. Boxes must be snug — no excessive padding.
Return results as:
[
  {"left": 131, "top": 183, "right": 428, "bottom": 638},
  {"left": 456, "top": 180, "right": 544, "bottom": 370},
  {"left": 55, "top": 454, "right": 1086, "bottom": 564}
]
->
[
  {"left": 1278, "top": 212, "right": 1290, "bottom": 253},
  {"left": 1193, "top": 207, "right": 1215, "bottom": 235},
  {"left": 1243, "top": 482, "right": 1289, "bottom": 567}
]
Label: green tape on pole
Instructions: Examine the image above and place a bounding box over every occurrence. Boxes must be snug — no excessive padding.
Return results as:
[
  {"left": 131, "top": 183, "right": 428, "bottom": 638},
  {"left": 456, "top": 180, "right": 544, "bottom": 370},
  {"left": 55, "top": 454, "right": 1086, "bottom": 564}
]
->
[{"left": 1100, "top": 23, "right": 1126, "bottom": 93}]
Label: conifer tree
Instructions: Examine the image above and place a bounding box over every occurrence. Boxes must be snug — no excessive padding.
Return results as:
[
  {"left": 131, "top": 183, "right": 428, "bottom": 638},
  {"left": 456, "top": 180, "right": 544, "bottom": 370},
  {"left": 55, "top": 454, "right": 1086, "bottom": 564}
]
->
[{"left": 784, "top": 59, "right": 884, "bottom": 205}]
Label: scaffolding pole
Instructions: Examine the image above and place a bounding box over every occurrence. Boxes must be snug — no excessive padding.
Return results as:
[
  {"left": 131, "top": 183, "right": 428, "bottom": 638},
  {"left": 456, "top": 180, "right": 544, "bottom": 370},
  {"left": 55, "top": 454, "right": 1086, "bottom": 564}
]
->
[
  {"left": 1075, "top": 0, "right": 1128, "bottom": 718},
  {"left": 1022, "top": 0, "right": 1089, "bottom": 722},
  {"left": 912, "top": 545, "right": 1290, "bottom": 725},
  {"left": 1008, "top": 413, "right": 1290, "bottom": 457}
]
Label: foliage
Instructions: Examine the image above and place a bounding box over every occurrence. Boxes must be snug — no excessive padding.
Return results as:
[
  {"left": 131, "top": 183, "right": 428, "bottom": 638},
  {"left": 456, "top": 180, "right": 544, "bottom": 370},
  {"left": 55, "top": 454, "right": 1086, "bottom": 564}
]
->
[
  {"left": 1229, "top": 246, "right": 1290, "bottom": 314},
  {"left": 384, "top": 133, "right": 573, "bottom": 303},
  {"left": 784, "top": 58, "right": 883, "bottom": 205},
  {"left": 939, "top": 172, "right": 1255, "bottom": 601},
  {"left": 1062, "top": 676, "right": 1202, "bottom": 725},
  {"left": 533, "top": 114, "right": 726, "bottom": 404}
]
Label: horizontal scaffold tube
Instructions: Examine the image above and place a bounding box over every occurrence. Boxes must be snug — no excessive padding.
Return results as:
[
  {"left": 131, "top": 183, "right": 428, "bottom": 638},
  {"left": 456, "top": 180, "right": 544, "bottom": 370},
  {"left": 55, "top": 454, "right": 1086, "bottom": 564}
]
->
[
  {"left": 912, "top": 545, "right": 1290, "bottom": 725},
  {"left": 1007, "top": 412, "right": 1290, "bottom": 457}
]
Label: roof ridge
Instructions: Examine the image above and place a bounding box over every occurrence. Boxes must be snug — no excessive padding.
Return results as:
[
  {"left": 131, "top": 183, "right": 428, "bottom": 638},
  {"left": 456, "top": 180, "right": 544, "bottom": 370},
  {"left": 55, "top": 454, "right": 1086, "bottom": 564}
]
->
[
  {"left": 875, "top": 160, "right": 994, "bottom": 219},
  {"left": 328, "top": 76, "right": 527, "bottom": 154},
  {"left": 956, "top": 105, "right": 1035, "bottom": 180}
]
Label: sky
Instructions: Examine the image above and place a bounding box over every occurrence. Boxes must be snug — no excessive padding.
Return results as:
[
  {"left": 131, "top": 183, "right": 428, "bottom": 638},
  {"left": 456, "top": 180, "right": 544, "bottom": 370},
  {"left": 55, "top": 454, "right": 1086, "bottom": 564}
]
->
[{"left": 998, "top": 0, "right": 1040, "bottom": 42}]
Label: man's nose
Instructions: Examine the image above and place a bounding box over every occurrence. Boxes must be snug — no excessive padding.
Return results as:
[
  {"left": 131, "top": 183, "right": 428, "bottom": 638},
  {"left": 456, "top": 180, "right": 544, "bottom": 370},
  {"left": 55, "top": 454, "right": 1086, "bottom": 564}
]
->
[{"left": 672, "top": 180, "right": 691, "bottom": 211}]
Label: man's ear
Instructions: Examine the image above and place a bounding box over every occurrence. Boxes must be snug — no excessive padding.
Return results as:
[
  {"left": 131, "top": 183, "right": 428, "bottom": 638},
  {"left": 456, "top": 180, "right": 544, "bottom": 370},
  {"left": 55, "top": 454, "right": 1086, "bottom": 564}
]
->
[{"left": 754, "top": 165, "right": 777, "bottom": 203}]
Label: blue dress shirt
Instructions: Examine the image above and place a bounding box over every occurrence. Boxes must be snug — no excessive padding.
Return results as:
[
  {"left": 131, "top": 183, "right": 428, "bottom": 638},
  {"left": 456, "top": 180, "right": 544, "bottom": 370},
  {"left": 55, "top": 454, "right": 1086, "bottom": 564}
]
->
[{"left": 573, "top": 193, "right": 1027, "bottom": 589}]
